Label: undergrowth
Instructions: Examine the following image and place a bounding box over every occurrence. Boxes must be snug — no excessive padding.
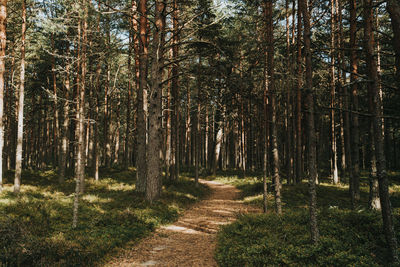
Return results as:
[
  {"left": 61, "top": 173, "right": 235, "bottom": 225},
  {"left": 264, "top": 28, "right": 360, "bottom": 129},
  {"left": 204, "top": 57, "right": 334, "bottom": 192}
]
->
[
  {"left": 0, "top": 168, "right": 208, "bottom": 266},
  {"left": 213, "top": 171, "right": 400, "bottom": 267}
]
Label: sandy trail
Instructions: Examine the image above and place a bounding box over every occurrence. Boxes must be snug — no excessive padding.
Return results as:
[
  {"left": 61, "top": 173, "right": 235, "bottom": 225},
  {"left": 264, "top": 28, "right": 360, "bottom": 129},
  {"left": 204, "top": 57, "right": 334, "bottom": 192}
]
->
[{"left": 105, "top": 179, "right": 259, "bottom": 267}]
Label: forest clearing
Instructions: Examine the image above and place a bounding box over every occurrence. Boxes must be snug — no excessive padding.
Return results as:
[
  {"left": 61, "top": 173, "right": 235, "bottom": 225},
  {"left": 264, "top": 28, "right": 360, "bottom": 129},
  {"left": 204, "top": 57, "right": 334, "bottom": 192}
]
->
[{"left": 0, "top": 0, "right": 400, "bottom": 266}]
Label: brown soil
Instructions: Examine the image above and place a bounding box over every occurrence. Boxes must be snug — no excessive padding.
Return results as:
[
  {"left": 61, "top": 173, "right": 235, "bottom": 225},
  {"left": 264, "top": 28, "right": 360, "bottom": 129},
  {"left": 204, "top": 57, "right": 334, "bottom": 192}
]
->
[{"left": 105, "top": 179, "right": 260, "bottom": 267}]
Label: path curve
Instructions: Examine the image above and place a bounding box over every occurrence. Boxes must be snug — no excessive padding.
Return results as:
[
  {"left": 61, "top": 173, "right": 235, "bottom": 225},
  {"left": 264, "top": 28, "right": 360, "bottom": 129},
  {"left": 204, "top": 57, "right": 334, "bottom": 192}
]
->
[{"left": 105, "top": 179, "right": 259, "bottom": 267}]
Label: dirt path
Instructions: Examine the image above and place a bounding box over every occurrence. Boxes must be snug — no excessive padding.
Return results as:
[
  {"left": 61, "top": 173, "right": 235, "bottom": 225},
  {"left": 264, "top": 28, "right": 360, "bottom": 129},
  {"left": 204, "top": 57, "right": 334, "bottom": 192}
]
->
[{"left": 105, "top": 179, "right": 259, "bottom": 267}]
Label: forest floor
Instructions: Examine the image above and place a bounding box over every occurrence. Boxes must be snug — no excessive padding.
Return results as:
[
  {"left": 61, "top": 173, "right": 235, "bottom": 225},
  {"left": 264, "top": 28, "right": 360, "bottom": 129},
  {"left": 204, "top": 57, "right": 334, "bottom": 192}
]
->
[{"left": 105, "top": 179, "right": 260, "bottom": 267}]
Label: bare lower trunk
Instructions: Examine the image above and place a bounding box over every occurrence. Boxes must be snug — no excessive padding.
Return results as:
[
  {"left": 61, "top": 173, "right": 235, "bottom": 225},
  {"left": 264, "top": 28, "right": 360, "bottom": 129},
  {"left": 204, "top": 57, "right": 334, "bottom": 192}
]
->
[
  {"left": 145, "top": 0, "right": 165, "bottom": 203},
  {"left": 14, "top": 0, "right": 26, "bottom": 194},
  {"left": 387, "top": 0, "right": 400, "bottom": 86},
  {"left": 350, "top": 0, "right": 360, "bottom": 208},
  {"left": 0, "top": 0, "right": 6, "bottom": 192},
  {"left": 300, "top": 0, "right": 319, "bottom": 244},
  {"left": 364, "top": 0, "right": 398, "bottom": 261},
  {"left": 73, "top": 3, "right": 87, "bottom": 227},
  {"left": 136, "top": 0, "right": 148, "bottom": 193}
]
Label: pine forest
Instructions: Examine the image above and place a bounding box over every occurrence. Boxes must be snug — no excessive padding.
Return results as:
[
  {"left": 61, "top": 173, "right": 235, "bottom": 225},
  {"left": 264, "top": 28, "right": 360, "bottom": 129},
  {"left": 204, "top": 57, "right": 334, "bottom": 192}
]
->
[{"left": 0, "top": 0, "right": 400, "bottom": 266}]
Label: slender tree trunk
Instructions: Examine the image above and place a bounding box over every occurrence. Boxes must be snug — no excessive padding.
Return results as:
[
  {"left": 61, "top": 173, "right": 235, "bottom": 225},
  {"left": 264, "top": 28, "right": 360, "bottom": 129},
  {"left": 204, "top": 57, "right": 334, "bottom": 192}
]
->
[
  {"left": 136, "top": 0, "right": 148, "bottom": 193},
  {"left": 264, "top": 0, "right": 281, "bottom": 214},
  {"left": 195, "top": 56, "right": 201, "bottom": 185},
  {"left": 73, "top": 1, "right": 87, "bottom": 227},
  {"left": 295, "top": 4, "right": 302, "bottom": 183},
  {"left": 387, "top": 0, "right": 400, "bottom": 87},
  {"left": 59, "top": 46, "right": 71, "bottom": 182},
  {"left": 0, "top": 0, "right": 5, "bottom": 192},
  {"left": 300, "top": 0, "right": 319, "bottom": 244},
  {"left": 350, "top": 0, "right": 360, "bottom": 208},
  {"left": 170, "top": 0, "right": 180, "bottom": 180},
  {"left": 285, "top": 0, "right": 293, "bottom": 185},
  {"left": 330, "top": 0, "right": 339, "bottom": 185},
  {"left": 364, "top": 0, "right": 398, "bottom": 261},
  {"left": 14, "top": 0, "right": 26, "bottom": 194}
]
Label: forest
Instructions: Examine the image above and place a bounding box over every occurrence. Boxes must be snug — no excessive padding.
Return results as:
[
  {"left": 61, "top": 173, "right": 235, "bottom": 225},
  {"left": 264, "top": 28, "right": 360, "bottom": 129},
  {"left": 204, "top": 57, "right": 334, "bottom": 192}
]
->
[{"left": 0, "top": 0, "right": 399, "bottom": 266}]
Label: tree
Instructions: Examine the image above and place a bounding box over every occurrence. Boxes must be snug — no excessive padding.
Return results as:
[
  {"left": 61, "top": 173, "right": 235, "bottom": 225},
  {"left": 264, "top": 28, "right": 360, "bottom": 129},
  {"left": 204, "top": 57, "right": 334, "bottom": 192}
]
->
[
  {"left": 386, "top": 0, "right": 400, "bottom": 87},
  {"left": 73, "top": 0, "right": 87, "bottom": 228},
  {"left": 364, "top": 0, "right": 398, "bottom": 261},
  {"left": 145, "top": 0, "right": 166, "bottom": 202},
  {"left": 299, "top": 0, "right": 319, "bottom": 244},
  {"left": 14, "top": 0, "right": 26, "bottom": 194},
  {"left": 0, "top": 0, "right": 6, "bottom": 193}
]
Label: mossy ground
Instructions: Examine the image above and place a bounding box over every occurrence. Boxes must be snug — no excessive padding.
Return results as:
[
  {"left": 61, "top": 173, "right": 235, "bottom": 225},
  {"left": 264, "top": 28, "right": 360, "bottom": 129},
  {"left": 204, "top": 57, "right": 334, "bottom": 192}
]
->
[
  {"left": 213, "top": 170, "right": 400, "bottom": 267},
  {"left": 0, "top": 168, "right": 209, "bottom": 266}
]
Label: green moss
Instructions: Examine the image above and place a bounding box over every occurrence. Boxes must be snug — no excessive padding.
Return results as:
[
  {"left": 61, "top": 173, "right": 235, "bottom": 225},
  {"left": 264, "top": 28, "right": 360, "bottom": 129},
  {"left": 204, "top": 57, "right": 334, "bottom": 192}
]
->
[{"left": 0, "top": 168, "right": 209, "bottom": 266}]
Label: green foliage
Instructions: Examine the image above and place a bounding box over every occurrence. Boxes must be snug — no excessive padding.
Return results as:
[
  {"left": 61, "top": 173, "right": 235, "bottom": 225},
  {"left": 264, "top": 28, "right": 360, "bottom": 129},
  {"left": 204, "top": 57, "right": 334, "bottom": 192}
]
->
[
  {"left": 216, "top": 210, "right": 392, "bottom": 267},
  {"left": 0, "top": 169, "right": 208, "bottom": 266},
  {"left": 213, "top": 173, "right": 400, "bottom": 267}
]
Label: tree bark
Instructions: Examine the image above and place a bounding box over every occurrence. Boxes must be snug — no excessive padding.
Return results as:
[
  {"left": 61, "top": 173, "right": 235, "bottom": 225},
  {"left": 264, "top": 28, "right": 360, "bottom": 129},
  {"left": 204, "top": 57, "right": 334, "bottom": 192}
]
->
[
  {"left": 300, "top": 0, "right": 319, "bottom": 244},
  {"left": 73, "top": 1, "right": 87, "bottom": 227},
  {"left": 330, "top": 0, "right": 339, "bottom": 185},
  {"left": 387, "top": 0, "right": 400, "bottom": 87},
  {"left": 146, "top": 0, "right": 165, "bottom": 202},
  {"left": 14, "top": 0, "right": 26, "bottom": 194},
  {"left": 350, "top": 0, "right": 360, "bottom": 208},
  {"left": 364, "top": 0, "right": 398, "bottom": 262},
  {"left": 136, "top": 0, "right": 149, "bottom": 193},
  {"left": 0, "top": 0, "right": 6, "bottom": 193}
]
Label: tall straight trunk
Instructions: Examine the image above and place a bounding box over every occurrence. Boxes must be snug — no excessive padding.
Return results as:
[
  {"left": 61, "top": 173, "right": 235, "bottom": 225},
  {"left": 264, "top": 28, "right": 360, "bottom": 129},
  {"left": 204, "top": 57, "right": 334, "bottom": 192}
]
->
[
  {"left": 195, "top": 56, "right": 201, "bottom": 185},
  {"left": 387, "top": 0, "right": 400, "bottom": 86},
  {"left": 165, "top": 66, "right": 171, "bottom": 177},
  {"left": 264, "top": 0, "right": 281, "bottom": 215},
  {"left": 170, "top": 0, "right": 180, "bottom": 180},
  {"left": 295, "top": 3, "right": 302, "bottom": 183},
  {"left": 330, "top": 0, "right": 339, "bottom": 185},
  {"left": 93, "top": 62, "right": 101, "bottom": 181},
  {"left": 14, "top": 0, "right": 26, "bottom": 194},
  {"left": 364, "top": 0, "right": 398, "bottom": 262},
  {"left": 136, "top": 0, "right": 148, "bottom": 193},
  {"left": 369, "top": 123, "right": 380, "bottom": 209},
  {"left": 51, "top": 38, "right": 59, "bottom": 168},
  {"left": 350, "top": 0, "right": 360, "bottom": 208},
  {"left": 263, "top": 84, "right": 269, "bottom": 213},
  {"left": 184, "top": 86, "right": 191, "bottom": 167},
  {"left": 300, "top": 0, "right": 319, "bottom": 244},
  {"left": 59, "top": 45, "right": 71, "bottom": 182},
  {"left": 285, "top": 0, "right": 293, "bottom": 185},
  {"left": 146, "top": 0, "right": 165, "bottom": 202},
  {"left": 73, "top": 1, "right": 87, "bottom": 227},
  {"left": 337, "top": 0, "right": 353, "bottom": 191},
  {"left": 0, "top": 0, "right": 5, "bottom": 192}
]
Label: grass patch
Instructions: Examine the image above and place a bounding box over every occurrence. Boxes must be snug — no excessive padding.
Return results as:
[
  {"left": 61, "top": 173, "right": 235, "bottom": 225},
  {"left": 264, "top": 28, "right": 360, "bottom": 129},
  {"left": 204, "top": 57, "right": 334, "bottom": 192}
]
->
[
  {"left": 213, "top": 171, "right": 400, "bottom": 266},
  {"left": 0, "top": 168, "right": 209, "bottom": 266}
]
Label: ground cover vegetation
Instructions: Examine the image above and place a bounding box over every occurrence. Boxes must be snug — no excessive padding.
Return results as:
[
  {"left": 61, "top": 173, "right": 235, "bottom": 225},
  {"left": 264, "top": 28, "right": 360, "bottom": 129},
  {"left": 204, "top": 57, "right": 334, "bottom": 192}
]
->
[{"left": 214, "top": 172, "right": 400, "bottom": 266}]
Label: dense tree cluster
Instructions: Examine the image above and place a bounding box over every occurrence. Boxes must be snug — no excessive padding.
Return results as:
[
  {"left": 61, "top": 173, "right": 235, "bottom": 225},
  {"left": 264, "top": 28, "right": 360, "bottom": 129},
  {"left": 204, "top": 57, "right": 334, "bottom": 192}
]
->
[{"left": 0, "top": 0, "right": 399, "bottom": 262}]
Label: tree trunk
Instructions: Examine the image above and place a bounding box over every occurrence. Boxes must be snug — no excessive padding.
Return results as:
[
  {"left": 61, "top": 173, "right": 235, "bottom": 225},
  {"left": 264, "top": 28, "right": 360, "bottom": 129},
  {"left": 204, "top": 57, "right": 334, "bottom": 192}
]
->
[
  {"left": 170, "top": 0, "right": 180, "bottom": 180},
  {"left": 295, "top": 3, "right": 302, "bottom": 184},
  {"left": 387, "top": 0, "right": 400, "bottom": 87},
  {"left": 364, "top": 0, "right": 398, "bottom": 262},
  {"left": 0, "top": 0, "right": 6, "bottom": 193},
  {"left": 73, "top": 1, "right": 87, "bottom": 227},
  {"left": 300, "top": 0, "right": 319, "bottom": 244},
  {"left": 350, "top": 0, "right": 360, "bottom": 208},
  {"left": 59, "top": 45, "right": 71, "bottom": 182},
  {"left": 330, "top": 0, "right": 339, "bottom": 185},
  {"left": 136, "top": 0, "right": 148, "bottom": 193},
  {"left": 146, "top": 0, "right": 165, "bottom": 203},
  {"left": 14, "top": 0, "right": 26, "bottom": 194}
]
